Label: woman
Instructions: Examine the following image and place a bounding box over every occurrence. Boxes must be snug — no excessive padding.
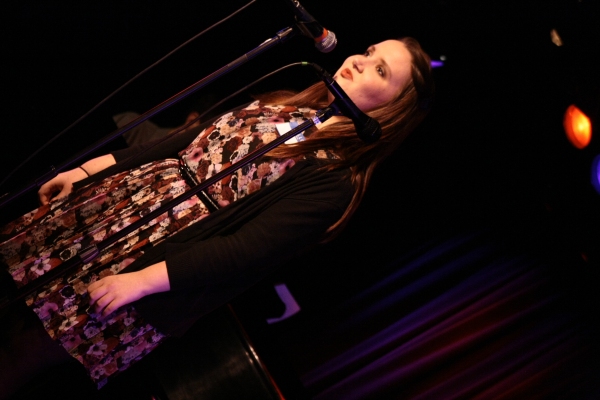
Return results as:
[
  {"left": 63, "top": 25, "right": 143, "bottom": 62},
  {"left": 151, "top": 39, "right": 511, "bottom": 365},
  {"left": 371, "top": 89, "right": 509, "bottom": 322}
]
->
[{"left": 0, "top": 38, "right": 433, "bottom": 395}]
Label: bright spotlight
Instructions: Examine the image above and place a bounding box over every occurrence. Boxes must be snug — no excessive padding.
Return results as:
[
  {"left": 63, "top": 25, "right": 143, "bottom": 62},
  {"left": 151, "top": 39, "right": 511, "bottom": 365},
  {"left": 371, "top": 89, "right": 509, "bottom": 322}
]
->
[{"left": 563, "top": 105, "right": 592, "bottom": 149}]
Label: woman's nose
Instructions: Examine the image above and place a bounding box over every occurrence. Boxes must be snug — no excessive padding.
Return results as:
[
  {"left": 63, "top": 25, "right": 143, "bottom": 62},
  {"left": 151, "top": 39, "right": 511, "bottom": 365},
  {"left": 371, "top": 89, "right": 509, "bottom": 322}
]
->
[{"left": 352, "top": 59, "right": 364, "bottom": 73}]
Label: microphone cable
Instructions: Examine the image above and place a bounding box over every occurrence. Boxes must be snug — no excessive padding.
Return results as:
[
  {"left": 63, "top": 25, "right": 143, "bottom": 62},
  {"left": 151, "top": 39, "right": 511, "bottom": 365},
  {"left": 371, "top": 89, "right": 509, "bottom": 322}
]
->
[{"left": 0, "top": 0, "right": 257, "bottom": 190}]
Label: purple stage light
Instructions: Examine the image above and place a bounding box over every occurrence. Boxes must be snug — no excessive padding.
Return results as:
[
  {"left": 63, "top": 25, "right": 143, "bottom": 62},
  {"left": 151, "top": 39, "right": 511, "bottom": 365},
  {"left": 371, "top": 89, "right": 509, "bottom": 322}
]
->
[{"left": 592, "top": 154, "right": 600, "bottom": 195}]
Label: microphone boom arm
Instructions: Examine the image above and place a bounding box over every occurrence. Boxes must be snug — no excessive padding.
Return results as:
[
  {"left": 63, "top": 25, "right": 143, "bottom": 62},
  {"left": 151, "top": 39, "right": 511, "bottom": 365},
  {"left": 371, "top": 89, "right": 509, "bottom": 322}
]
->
[{"left": 1, "top": 25, "right": 302, "bottom": 210}]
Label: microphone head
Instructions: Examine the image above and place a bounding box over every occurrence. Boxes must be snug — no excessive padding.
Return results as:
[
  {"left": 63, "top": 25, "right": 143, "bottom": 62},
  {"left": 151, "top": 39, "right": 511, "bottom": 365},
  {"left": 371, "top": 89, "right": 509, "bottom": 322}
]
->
[
  {"left": 357, "top": 117, "right": 382, "bottom": 144},
  {"left": 315, "top": 30, "right": 337, "bottom": 53}
]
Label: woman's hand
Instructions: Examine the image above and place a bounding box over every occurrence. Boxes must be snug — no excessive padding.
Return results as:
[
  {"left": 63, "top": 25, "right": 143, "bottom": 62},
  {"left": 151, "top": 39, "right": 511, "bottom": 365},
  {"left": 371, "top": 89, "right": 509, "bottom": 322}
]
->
[
  {"left": 88, "top": 261, "right": 170, "bottom": 317},
  {"left": 38, "top": 154, "right": 117, "bottom": 205},
  {"left": 87, "top": 272, "right": 147, "bottom": 317},
  {"left": 38, "top": 168, "right": 88, "bottom": 205}
]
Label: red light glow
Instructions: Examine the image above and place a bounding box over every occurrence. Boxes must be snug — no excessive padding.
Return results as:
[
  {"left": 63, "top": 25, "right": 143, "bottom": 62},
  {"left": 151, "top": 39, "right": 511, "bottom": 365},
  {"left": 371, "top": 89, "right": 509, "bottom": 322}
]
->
[{"left": 563, "top": 105, "right": 592, "bottom": 149}]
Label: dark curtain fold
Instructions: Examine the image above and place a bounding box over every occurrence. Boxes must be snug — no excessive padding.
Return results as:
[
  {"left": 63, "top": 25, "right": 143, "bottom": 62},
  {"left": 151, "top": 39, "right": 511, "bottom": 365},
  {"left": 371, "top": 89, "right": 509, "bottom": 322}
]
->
[{"left": 297, "top": 233, "right": 598, "bottom": 399}]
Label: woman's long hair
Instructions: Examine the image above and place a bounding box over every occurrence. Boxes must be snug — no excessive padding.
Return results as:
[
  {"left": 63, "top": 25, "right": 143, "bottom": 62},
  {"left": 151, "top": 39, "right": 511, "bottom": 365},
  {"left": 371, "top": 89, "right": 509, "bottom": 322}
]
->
[{"left": 261, "top": 37, "right": 434, "bottom": 240}]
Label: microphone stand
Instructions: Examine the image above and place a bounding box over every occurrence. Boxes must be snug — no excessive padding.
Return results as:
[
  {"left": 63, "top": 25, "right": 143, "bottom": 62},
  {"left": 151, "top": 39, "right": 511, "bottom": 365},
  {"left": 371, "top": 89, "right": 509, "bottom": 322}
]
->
[
  {"left": 0, "top": 106, "right": 336, "bottom": 310},
  {"left": 0, "top": 25, "right": 300, "bottom": 210}
]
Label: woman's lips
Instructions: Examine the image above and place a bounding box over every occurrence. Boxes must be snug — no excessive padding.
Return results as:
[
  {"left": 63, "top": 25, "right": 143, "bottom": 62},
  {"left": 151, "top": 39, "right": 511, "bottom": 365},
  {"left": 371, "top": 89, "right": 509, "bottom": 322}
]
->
[{"left": 340, "top": 68, "right": 353, "bottom": 80}]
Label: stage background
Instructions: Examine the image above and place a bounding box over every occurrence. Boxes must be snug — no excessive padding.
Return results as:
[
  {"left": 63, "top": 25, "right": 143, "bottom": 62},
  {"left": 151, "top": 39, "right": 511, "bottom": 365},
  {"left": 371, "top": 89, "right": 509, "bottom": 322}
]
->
[{"left": 2, "top": 1, "right": 599, "bottom": 398}]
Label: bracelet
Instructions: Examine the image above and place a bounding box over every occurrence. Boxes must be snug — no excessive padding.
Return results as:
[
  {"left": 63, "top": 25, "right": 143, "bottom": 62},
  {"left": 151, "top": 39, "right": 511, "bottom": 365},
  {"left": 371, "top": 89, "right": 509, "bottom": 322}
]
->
[{"left": 79, "top": 166, "right": 90, "bottom": 177}]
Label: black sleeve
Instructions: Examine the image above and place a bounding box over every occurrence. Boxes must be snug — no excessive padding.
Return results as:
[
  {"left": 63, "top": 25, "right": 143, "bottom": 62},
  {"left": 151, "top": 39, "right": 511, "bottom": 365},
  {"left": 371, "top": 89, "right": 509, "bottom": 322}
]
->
[
  {"left": 110, "top": 101, "right": 254, "bottom": 164},
  {"left": 71, "top": 125, "right": 205, "bottom": 190},
  {"left": 164, "top": 170, "right": 353, "bottom": 290},
  {"left": 110, "top": 124, "right": 205, "bottom": 164}
]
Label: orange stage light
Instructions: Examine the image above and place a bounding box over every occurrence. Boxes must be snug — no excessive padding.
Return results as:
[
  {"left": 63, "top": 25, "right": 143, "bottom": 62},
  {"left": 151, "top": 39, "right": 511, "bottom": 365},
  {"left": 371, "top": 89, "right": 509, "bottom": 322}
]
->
[{"left": 563, "top": 105, "right": 592, "bottom": 149}]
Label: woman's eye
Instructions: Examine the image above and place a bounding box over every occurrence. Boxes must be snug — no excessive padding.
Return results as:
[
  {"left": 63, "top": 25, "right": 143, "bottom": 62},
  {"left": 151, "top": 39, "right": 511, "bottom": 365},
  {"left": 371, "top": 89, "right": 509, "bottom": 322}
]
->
[
  {"left": 364, "top": 49, "right": 372, "bottom": 57},
  {"left": 377, "top": 66, "right": 384, "bottom": 77}
]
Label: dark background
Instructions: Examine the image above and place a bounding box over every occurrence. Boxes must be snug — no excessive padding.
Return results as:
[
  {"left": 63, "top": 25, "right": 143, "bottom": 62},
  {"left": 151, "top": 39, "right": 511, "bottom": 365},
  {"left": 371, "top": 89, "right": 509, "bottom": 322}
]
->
[
  {"left": 2, "top": 0, "right": 599, "bottom": 250},
  {"left": 2, "top": 0, "right": 600, "bottom": 397}
]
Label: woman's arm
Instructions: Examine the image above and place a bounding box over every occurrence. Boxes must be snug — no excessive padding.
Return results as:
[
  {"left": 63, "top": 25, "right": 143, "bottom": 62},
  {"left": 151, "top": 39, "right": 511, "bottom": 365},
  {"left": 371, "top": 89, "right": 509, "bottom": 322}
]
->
[
  {"left": 164, "top": 165, "right": 354, "bottom": 291},
  {"left": 88, "top": 261, "right": 170, "bottom": 317},
  {"left": 80, "top": 154, "right": 117, "bottom": 176},
  {"left": 88, "top": 172, "right": 350, "bottom": 319},
  {"left": 38, "top": 154, "right": 116, "bottom": 205}
]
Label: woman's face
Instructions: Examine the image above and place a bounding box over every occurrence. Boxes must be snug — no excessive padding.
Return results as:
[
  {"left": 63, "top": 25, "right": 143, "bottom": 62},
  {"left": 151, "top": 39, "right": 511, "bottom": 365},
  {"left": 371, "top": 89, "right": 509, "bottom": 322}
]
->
[{"left": 330, "top": 40, "right": 413, "bottom": 112}]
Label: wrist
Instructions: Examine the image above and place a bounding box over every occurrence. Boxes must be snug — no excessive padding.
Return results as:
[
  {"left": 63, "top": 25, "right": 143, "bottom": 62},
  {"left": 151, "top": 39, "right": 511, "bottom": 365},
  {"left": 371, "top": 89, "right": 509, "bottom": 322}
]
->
[
  {"left": 71, "top": 167, "right": 89, "bottom": 182},
  {"left": 139, "top": 261, "right": 170, "bottom": 296},
  {"left": 79, "top": 165, "right": 90, "bottom": 177}
]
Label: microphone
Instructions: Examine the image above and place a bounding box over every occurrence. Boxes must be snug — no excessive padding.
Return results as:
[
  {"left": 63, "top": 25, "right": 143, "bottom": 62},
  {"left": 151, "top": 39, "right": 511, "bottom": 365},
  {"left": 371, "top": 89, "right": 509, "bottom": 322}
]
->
[
  {"left": 285, "top": 0, "right": 337, "bottom": 53},
  {"left": 308, "top": 63, "right": 382, "bottom": 143}
]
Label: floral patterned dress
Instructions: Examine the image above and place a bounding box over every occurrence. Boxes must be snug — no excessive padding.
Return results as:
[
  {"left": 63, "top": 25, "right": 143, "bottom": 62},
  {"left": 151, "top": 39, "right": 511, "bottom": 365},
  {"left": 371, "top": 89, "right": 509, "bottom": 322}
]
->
[{"left": 0, "top": 101, "right": 317, "bottom": 388}]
